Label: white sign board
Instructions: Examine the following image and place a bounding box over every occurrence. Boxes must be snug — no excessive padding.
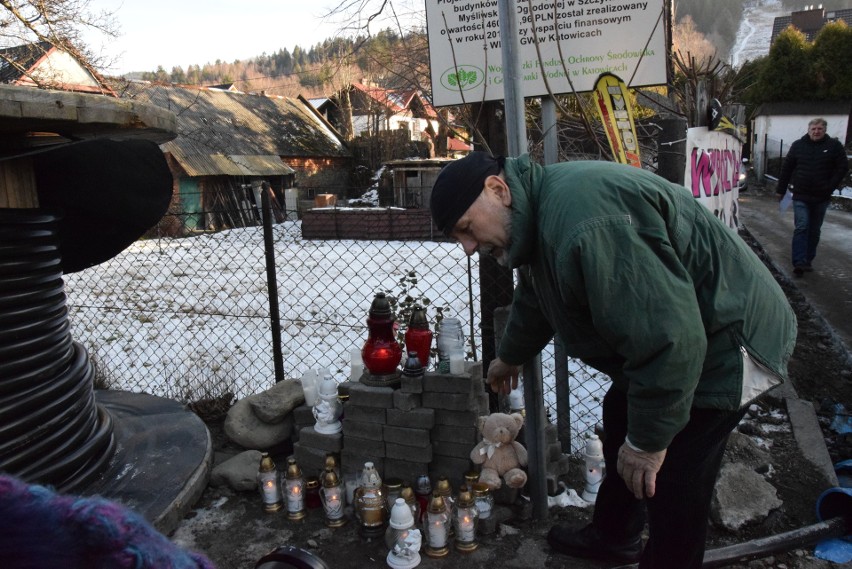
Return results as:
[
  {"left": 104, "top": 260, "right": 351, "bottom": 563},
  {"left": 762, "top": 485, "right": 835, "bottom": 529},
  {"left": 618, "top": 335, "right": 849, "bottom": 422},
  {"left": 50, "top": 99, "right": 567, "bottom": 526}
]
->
[
  {"left": 426, "top": 0, "right": 668, "bottom": 107},
  {"left": 684, "top": 127, "right": 742, "bottom": 231}
]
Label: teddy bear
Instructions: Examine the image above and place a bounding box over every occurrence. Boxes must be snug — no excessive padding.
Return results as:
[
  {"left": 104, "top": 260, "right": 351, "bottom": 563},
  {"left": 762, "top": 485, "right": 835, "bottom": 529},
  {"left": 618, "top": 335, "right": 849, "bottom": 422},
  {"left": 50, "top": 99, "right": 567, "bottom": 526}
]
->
[{"left": 469, "top": 412, "right": 528, "bottom": 490}]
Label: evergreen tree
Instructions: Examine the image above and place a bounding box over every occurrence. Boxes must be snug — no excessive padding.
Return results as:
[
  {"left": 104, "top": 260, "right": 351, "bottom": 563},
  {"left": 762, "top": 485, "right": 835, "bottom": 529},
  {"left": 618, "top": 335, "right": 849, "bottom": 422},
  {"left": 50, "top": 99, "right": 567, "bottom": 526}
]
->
[
  {"left": 811, "top": 21, "right": 852, "bottom": 100},
  {"left": 754, "top": 27, "right": 814, "bottom": 102}
]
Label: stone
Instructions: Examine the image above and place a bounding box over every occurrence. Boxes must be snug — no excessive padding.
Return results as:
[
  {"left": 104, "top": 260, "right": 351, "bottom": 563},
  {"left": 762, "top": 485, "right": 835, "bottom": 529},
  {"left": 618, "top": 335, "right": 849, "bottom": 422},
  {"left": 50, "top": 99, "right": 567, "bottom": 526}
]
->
[
  {"left": 348, "top": 383, "right": 394, "bottom": 408},
  {"left": 711, "top": 462, "right": 782, "bottom": 532},
  {"left": 343, "top": 419, "right": 384, "bottom": 441},
  {"left": 723, "top": 431, "right": 771, "bottom": 470},
  {"left": 386, "top": 442, "right": 432, "bottom": 463},
  {"left": 383, "top": 425, "right": 431, "bottom": 448},
  {"left": 210, "top": 449, "right": 263, "bottom": 492},
  {"left": 224, "top": 398, "right": 294, "bottom": 449},
  {"left": 248, "top": 379, "right": 305, "bottom": 424}
]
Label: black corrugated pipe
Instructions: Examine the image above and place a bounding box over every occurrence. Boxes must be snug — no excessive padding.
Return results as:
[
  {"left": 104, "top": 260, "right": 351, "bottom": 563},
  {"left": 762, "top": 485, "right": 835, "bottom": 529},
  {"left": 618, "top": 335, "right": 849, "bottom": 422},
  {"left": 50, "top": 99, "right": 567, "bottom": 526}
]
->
[{"left": 0, "top": 210, "right": 115, "bottom": 492}]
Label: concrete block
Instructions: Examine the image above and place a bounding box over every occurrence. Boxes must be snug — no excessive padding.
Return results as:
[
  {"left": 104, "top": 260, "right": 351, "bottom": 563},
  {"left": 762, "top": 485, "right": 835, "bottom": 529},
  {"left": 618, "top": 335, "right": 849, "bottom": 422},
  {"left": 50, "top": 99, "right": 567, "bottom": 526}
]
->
[
  {"left": 432, "top": 439, "right": 475, "bottom": 459},
  {"left": 423, "top": 391, "right": 473, "bottom": 412},
  {"left": 431, "top": 425, "right": 478, "bottom": 443},
  {"left": 387, "top": 408, "right": 434, "bottom": 429},
  {"left": 428, "top": 456, "right": 471, "bottom": 488},
  {"left": 785, "top": 395, "right": 839, "bottom": 487},
  {"left": 344, "top": 435, "right": 385, "bottom": 457},
  {"left": 400, "top": 375, "right": 423, "bottom": 394},
  {"left": 343, "top": 419, "right": 384, "bottom": 441},
  {"left": 293, "top": 442, "right": 328, "bottom": 474},
  {"left": 434, "top": 409, "right": 479, "bottom": 428},
  {"left": 474, "top": 393, "right": 490, "bottom": 414},
  {"left": 383, "top": 425, "right": 431, "bottom": 448},
  {"left": 298, "top": 426, "right": 343, "bottom": 452},
  {"left": 423, "top": 373, "right": 475, "bottom": 394},
  {"left": 393, "top": 390, "right": 421, "bottom": 411},
  {"left": 384, "top": 459, "right": 430, "bottom": 486},
  {"left": 386, "top": 442, "right": 432, "bottom": 463},
  {"left": 293, "top": 404, "right": 315, "bottom": 426},
  {"left": 348, "top": 383, "right": 394, "bottom": 408},
  {"left": 342, "top": 404, "right": 386, "bottom": 424},
  {"left": 341, "top": 450, "right": 383, "bottom": 478}
]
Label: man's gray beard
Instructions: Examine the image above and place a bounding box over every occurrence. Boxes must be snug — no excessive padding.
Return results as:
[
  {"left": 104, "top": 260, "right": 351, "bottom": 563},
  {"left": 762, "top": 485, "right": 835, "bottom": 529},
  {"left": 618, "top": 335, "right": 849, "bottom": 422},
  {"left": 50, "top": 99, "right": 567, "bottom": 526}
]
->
[{"left": 480, "top": 209, "right": 512, "bottom": 266}]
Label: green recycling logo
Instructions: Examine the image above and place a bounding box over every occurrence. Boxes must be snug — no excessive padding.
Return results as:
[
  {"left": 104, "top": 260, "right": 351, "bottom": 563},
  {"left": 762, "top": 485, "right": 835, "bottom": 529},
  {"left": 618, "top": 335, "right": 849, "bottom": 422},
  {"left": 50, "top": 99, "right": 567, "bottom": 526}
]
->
[{"left": 440, "top": 65, "right": 484, "bottom": 92}]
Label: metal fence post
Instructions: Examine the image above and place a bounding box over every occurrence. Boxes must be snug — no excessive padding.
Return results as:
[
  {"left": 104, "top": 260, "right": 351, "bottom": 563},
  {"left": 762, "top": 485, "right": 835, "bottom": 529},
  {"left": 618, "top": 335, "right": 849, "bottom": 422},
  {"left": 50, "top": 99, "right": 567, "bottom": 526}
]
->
[{"left": 259, "top": 184, "right": 284, "bottom": 383}]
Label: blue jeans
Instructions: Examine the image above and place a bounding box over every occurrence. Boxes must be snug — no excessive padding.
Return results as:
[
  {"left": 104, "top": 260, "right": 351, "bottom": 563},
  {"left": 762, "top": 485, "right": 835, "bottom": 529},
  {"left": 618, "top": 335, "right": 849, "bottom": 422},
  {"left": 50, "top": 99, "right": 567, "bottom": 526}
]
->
[
  {"left": 592, "top": 387, "right": 746, "bottom": 569},
  {"left": 792, "top": 199, "right": 830, "bottom": 267}
]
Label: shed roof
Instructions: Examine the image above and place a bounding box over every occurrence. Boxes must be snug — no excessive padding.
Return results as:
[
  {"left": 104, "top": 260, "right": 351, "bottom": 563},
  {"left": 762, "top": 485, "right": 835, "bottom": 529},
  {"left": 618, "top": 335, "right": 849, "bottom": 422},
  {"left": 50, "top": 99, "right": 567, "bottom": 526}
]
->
[
  {"left": 753, "top": 101, "right": 852, "bottom": 118},
  {"left": 122, "top": 83, "right": 350, "bottom": 176}
]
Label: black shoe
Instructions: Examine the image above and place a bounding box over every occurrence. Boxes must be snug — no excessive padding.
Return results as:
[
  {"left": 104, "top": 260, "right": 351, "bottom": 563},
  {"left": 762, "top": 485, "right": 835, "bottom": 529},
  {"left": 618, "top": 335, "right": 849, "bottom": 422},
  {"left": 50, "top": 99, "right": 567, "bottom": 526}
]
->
[
  {"left": 547, "top": 523, "right": 642, "bottom": 563},
  {"left": 793, "top": 266, "right": 805, "bottom": 277}
]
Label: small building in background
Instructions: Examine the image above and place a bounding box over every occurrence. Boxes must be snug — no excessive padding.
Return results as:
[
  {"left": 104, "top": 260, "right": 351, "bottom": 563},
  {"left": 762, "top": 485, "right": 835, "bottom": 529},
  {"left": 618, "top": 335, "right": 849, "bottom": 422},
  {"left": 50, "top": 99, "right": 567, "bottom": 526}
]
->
[
  {"left": 771, "top": 5, "right": 852, "bottom": 43},
  {"left": 0, "top": 41, "right": 115, "bottom": 95}
]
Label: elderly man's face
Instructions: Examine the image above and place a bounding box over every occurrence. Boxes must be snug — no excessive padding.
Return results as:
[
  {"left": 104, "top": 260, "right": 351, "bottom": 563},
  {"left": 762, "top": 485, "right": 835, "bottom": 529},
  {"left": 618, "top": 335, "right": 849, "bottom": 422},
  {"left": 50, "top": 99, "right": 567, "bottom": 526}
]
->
[
  {"left": 450, "top": 175, "right": 513, "bottom": 265},
  {"left": 808, "top": 122, "right": 826, "bottom": 142}
]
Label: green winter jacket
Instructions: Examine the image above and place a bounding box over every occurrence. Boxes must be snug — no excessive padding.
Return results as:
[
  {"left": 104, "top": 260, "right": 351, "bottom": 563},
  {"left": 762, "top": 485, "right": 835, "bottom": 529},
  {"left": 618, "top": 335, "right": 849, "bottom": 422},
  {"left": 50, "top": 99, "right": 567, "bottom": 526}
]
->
[{"left": 497, "top": 156, "right": 797, "bottom": 452}]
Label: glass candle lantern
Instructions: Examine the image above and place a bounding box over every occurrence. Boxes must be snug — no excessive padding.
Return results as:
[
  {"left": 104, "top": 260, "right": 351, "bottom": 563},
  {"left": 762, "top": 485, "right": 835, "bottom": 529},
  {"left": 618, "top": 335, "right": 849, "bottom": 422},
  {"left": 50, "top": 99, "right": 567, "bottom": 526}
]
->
[
  {"left": 354, "top": 461, "right": 387, "bottom": 539},
  {"left": 581, "top": 432, "right": 605, "bottom": 503},
  {"left": 424, "top": 495, "right": 449, "bottom": 558},
  {"left": 361, "top": 293, "right": 402, "bottom": 376},
  {"left": 284, "top": 457, "right": 306, "bottom": 521},
  {"left": 312, "top": 373, "right": 342, "bottom": 435},
  {"left": 436, "top": 317, "right": 464, "bottom": 374},
  {"left": 404, "top": 304, "right": 433, "bottom": 371},
  {"left": 453, "top": 489, "right": 479, "bottom": 552},
  {"left": 472, "top": 482, "right": 494, "bottom": 520},
  {"left": 414, "top": 474, "right": 431, "bottom": 523},
  {"left": 324, "top": 453, "right": 340, "bottom": 479},
  {"left": 433, "top": 476, "right": 454, "bottom": 522},
  {"left": 401, "top": 351, "right": 424, "bottom": 379},
  {"left": 400, "top": 483, "right": 420, "bottom": 526},
  {"left": 383, "top": 478, "right": 404, "bottom": 514},
  {"left": 257, "top": 452, "right": 283, "bottom": 513},
  {"left": 305, "top": 476, "right": 321, "bottom": 509},
  {"left": 320, "top": 467, "right": 347, "bottom": 527},
  {"left": 385, "top": 497, "right": 416, "bottom": 549}
]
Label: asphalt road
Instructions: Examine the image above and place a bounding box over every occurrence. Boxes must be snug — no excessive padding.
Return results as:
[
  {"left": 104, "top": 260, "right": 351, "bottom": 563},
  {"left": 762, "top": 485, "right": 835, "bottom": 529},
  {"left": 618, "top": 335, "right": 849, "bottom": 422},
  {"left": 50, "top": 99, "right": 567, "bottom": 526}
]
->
[{"left": 737, "top": 188, "right": 852, "bottom": 355}]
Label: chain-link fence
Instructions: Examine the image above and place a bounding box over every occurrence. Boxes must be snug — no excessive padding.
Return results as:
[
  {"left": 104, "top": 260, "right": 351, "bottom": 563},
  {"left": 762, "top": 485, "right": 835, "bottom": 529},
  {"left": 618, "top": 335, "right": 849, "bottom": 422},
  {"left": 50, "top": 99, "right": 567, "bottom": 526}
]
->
[{"left": 63, "top": 181, "right": 609, "bottom": 453}]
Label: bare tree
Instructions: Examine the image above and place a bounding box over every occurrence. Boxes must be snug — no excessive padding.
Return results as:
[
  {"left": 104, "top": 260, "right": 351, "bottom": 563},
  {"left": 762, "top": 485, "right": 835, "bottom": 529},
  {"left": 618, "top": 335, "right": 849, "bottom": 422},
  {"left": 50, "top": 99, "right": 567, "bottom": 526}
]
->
[{"left": 0, "top": 0, "right": 119, "bottom": 84}]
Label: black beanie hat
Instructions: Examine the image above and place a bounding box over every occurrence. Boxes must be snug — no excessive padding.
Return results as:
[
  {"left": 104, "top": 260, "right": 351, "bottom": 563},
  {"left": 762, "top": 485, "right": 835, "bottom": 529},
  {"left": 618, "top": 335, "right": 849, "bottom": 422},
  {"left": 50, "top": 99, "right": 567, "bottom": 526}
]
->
[{"left": 430, "top": 152, "right": 504, "bottom": 235}]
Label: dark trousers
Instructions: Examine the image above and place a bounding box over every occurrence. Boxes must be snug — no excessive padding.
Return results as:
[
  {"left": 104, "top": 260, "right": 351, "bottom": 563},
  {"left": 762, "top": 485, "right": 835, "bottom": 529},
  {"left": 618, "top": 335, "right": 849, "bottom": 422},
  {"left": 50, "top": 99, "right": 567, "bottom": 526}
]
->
[
  {"left": 792, "top": 199, "right": 830, "bottom": 267},
  {"left": 592, "top": 387, "right": 747, "bottom": 569}
]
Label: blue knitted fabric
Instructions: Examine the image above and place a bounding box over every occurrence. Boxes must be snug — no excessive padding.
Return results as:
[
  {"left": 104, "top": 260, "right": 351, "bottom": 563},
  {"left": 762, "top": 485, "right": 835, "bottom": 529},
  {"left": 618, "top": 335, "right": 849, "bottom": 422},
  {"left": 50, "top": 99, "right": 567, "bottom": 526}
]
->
[{"left": 0, "top": 475, "right": 215, "bottom": 569}]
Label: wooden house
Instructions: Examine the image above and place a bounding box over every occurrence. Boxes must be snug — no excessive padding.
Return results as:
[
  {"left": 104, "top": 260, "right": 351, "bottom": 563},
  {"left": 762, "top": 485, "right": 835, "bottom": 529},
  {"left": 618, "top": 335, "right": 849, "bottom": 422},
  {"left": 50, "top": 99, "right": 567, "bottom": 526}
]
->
[
  {"left": 0, "top": 41, "right": 115, "bottom": 96},
  {"left": 123, "top": 83, "right": 352, "bottom": 233}
]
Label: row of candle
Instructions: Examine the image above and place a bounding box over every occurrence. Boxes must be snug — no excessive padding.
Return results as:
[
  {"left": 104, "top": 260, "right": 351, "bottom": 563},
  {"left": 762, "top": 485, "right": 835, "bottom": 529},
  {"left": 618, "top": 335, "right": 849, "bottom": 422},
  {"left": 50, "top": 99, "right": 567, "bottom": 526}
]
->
[{"left": 256, "top": 453, "right": 494, "bottom": 567}]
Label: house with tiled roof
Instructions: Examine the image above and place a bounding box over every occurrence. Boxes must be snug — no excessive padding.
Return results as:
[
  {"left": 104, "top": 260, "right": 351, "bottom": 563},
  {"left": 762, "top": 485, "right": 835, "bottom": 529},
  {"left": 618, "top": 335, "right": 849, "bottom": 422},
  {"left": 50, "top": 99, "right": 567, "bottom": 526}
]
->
[
  {"left": 316, "top": 82, "right": 471, "bottom": 158},
  {"left": 0, "top": 41, "right": 115, "bottom": 96},
  {"left": 771, "top": 6, "right": 852, "bottom": 43},
  {"left": 121, "top": 83, "right": 352, "bottom": 232}
]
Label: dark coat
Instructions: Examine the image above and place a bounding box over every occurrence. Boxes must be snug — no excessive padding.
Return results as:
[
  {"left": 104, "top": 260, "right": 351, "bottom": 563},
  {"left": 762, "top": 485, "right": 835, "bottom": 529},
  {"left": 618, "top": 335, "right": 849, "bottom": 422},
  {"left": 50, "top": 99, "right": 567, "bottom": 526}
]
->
[{"left": 776, "top": 134, "right": 848, "bottom": 202}]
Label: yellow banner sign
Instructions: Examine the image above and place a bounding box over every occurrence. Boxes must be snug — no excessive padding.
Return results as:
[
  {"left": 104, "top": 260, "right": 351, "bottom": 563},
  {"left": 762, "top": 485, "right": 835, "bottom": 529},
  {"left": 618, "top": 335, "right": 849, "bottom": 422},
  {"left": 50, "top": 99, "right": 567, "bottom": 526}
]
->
[{"left": 593, "top": 73, "right": 641, "bottom": 168}]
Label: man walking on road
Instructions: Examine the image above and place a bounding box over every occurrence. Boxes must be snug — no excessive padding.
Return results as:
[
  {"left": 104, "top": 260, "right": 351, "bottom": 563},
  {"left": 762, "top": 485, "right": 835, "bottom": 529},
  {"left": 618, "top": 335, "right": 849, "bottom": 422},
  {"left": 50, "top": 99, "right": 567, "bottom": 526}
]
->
[{"left": 775, "top": 117, "right": 848, "bottom": 277}]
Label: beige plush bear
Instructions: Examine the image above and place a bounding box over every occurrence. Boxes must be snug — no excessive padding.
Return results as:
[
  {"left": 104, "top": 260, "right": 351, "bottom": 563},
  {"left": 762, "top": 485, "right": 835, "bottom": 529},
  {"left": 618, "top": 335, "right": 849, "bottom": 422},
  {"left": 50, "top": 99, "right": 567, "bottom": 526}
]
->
[{"left": 470, "top": 412, "right": 528, "bottom": 490}]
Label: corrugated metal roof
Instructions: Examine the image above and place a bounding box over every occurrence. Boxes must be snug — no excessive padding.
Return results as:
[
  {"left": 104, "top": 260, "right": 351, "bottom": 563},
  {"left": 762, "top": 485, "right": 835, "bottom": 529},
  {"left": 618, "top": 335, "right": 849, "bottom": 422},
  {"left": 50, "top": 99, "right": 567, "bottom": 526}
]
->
[
  {"left": 165, "top": 145, "right": 295, "bottom": 176},
  {"left": 123, "top": 84, "right": 350, "bottom": 167}
]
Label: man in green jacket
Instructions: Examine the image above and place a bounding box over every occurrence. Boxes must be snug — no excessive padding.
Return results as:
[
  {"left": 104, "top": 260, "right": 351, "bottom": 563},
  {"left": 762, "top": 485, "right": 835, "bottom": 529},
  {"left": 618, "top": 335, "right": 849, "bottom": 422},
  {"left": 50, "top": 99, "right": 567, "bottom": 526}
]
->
[{"left": 430, "top": 152, "right": 797, "bottom": 568}]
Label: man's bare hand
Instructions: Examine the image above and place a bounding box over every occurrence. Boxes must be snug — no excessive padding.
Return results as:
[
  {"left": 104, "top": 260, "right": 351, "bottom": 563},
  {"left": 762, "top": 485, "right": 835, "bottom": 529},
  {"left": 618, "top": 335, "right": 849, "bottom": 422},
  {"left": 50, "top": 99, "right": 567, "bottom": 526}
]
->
[
  {"left": 486, "top": 357, "right": 521, "bottom": 394},
  {"left": 616, "top": 444, "right": 667, "bottom": 499}
]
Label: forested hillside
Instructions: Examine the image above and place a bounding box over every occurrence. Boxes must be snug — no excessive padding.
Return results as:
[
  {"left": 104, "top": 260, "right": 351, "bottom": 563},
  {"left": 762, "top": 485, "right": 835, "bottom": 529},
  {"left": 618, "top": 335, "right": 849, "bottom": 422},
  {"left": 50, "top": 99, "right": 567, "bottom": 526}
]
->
[{"left": 125, "top": 1, "right": 848, "bottom": 96}]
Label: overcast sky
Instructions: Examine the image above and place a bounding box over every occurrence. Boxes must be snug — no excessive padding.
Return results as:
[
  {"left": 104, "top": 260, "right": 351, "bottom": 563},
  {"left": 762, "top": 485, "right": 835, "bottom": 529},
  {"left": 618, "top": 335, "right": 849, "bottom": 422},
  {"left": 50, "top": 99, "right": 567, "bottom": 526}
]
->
[{"left": 85, "top": 0, "right": 345, "bottom": 75}]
